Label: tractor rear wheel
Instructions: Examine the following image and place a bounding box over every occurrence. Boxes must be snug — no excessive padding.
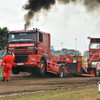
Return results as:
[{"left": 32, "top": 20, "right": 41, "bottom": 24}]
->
[{"left": 59, "top": 67, "right": 64, "bottom": 78}]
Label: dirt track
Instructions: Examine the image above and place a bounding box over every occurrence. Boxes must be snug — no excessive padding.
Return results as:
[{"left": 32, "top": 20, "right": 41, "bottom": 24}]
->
[{"left": 0, "top": 73, "right": 100, "bottom": 95}]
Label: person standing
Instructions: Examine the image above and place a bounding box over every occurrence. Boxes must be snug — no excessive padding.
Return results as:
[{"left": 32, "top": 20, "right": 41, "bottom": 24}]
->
[{"left": 1, "top": 51, "right": 15, "bottom": 82}]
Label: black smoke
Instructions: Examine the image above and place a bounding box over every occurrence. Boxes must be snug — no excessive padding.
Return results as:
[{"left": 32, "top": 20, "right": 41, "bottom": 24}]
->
[
  {"left": 84, "top": 0, "right": 100, "bottom": 11},
  {"left": 23, "top": 0, "right": 100, "bottom": 29},
  {"left": 23, "top": 0, "right": 55, "bottom": 29}
]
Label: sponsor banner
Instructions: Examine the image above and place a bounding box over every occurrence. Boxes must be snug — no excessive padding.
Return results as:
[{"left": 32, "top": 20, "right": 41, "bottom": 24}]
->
[{"left": 8, "top": 43, "right": 35, "bottom": 47}]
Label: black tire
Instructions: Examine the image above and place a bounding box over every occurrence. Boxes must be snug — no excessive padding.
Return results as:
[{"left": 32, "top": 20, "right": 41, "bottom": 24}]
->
[
  {"left": 39, "top": 60, "right": 46, "bottom": 75},
  {"left": 95, "top": 70, "right": 100, "bottom": 77},
  {"left": 59, "top": 67, "right": 64, "bottom": 78},
  {"left": 12, "top": 67, "right": 19, "bottom": 74}
]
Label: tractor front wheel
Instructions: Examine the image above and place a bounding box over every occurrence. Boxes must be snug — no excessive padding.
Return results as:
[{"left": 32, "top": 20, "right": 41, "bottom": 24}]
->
[{"left": 39, "top": 60, "right": 46, "bottom": 75}]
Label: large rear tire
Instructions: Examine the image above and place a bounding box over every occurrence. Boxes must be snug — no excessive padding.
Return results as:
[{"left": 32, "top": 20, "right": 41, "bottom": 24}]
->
[
  {"left": 59, "top": 67, "right": 64, "bottom": 78},
  {"left": 39, "top": 60, "right": 46, "bottom": 75}
]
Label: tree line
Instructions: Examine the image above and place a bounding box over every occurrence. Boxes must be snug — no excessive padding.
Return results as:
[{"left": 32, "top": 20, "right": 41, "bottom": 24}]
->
[
  {"left": 0, "top": 27, "right": 9, "bottom": 50},
  {"left": 51, "top": 48, "right": 89, "bottom": 56}
]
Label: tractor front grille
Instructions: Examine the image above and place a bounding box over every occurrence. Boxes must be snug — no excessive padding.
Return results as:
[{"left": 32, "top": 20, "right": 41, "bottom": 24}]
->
[{"left": 14, "top": 54, "right": 29, "bottom": 63}]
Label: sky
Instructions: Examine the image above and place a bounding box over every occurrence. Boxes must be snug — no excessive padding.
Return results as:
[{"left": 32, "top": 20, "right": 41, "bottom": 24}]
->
[{"left": 0, "top": 0, "right": 100, "bottom": 55}]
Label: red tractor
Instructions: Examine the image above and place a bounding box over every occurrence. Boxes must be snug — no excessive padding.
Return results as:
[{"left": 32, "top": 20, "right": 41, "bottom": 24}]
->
[
  {"left": 87, "top": 38, "right": 100, "bottom": 76},
  {"left": 6, "top": 28, "right": 64, "bottom": 77}
]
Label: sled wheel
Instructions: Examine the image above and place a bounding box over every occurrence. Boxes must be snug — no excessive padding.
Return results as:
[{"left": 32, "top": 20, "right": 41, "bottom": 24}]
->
[
  {"left": 96, "top": 70, "right": 99, "bottom": 77},
  {"left": 59, "top": 67, "right": 64, "bottom": 78}
]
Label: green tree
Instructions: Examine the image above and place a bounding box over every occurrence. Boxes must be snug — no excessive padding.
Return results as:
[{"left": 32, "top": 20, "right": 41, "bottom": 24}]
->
[
  {"left": 0, "top": 27, "right": 9, "bottom": 50},
  {"left": 62, "top": 48, "right": 68, "bottom": 54}
]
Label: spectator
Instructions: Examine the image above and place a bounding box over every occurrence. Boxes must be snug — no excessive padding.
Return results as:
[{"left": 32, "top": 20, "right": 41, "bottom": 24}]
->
[{"left": 0, "top": 51, "right": 15, "bottom": 82}]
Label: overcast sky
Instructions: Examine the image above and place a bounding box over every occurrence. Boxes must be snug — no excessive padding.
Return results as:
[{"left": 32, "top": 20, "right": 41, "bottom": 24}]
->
[{"left": 0, "top": 0, "right": 100, "bottom": 55}]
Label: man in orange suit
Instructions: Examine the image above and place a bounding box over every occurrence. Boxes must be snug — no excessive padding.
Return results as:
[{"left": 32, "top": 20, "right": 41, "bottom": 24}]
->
[{"left": 1, "top": 51, "right": 15, "bottom": 82}]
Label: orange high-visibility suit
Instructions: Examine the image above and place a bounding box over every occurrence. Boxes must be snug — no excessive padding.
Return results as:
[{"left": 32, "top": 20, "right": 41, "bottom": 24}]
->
[{"left": 1, "top": 54, "right": 15, "bottom": 81}]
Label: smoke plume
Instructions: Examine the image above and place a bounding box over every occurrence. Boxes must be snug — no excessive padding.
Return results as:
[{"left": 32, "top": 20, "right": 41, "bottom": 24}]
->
[
  {"left": 23, "top": 0, "right": 100, "bottom": 29},
  {"left": 23, "top": 0, "right": 55, "bottom": 29}
]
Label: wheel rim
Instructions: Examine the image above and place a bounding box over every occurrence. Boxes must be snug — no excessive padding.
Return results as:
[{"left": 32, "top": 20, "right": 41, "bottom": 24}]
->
[
  {"left": 60, "top": 68, "right": 63, "bottom": 77},
  {"left": 41, "top": 63, "right": 45, "bottom": 73},
  {"left": 41, "top": 64, "right": 45, "bottom": 70}
]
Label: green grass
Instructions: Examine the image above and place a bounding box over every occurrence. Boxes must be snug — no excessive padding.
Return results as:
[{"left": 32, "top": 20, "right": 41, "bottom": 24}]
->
[{"left": 0, "top": 86, "right": 99, "bottom": 100}]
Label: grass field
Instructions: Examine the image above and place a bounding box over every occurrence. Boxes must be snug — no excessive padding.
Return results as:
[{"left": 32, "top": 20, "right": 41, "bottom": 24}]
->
[{"left": 0, "top": 86, "right": 100, "bottom": 100}]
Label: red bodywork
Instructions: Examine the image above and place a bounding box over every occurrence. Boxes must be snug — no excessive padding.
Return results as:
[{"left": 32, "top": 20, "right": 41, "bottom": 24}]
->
[
  {"left": 60, "top": 55, "right": 73, "bottom": 63},
  {"left": 7, "top": 29, "right": 60, "bottom": 75},
  {"left": 71, "top": 38, "right": 100, "bottom": 76},
  {"left": 88, "top": 38, "right": 100, "bottom": 71},
  {"left": 65, "top": 38, "right": 100, "bottom": 77},
  {"left": 88, "top": 38, "right": 100, "bottom": 61}
]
